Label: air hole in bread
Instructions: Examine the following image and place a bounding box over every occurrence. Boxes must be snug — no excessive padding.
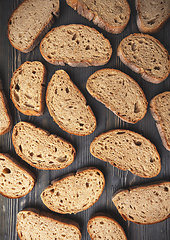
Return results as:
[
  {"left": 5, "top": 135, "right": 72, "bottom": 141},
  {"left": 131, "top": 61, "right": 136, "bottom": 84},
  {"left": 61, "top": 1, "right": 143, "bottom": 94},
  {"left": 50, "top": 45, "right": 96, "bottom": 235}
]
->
[
  {"left": 49, "top": 161, "right": 54, "bottom": 164},
  {"left": 133, "top": 140, "right": 142, "bottom": 146},
  {"left": 100, "top": 221, "right": 104, "bottom": 224},
  {"left": 19, "top": 145, "right": 22, "bottom": 153},
  {"left": 86, "top": 182, "right": 89, "bottom": 188},
  {"left": 129, "top": 215, "right": 134, "bottom": 220},
  {"left": 85, "top": 45, "right": 90, "bottom": 50},
  {"left": 76, "top": 40, "right": 79, "bottom": 44},
  {"left": 164, "top": 187, "right": 168, "bottom": 192},
  {"left": 150, "top": 158, "right": 155, "bottom": 162},
  {"left": 55, "top": 89, "right": 57, "bottom": 94},
  {"left": 29, "top": 152, "right": 34, "bottom": 157},
  {"left": 65, "top": 87, "right": 69, "bottom": 93},
  {"left": 55, "top": 147, "right": 57, "bottom": 152},
  {"left": 50, "top": 189, "right": 54, "bottom": 193},
  {"left": 14, "top": 92, "right": 19, "bottom": 102},
  {"left": 117, "top": 132, "right": 125, "bottom": 135},
  {"left": 37, "top": 154, "right": 42, "bottom": 158},
  {"left": 154, "top": 66, "right": 160, "bottom": 70},
  {"left": 15, "top": 83, "right": 20, "bottom": 91},
  {"left": 72, "top": 33, "right": 76, "bottom": 40},
  {"left": 3, "top": 168, "right": 11, "bottom": 174},
  {"left": 134, "top": 102, "right": 140, "bottom": 113},
  {"left": 147, "top": 19, "right": 155, "bottom": 25},
  {"left": 0, "top": 158, "right": 5, "bottom": 161}
]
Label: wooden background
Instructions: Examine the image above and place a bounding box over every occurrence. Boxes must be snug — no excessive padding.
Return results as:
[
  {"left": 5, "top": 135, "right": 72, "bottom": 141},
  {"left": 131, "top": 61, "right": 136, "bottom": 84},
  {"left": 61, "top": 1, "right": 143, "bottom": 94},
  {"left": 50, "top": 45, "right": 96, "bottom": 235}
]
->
[{"left": 0, "top": 0, "right": 170, "bottom": 239}]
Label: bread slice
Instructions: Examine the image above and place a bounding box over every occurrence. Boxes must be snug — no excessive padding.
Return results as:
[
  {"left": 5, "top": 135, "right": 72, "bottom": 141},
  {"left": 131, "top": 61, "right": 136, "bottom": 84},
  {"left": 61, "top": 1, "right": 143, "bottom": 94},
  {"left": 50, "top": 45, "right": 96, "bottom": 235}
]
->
[
  {"left": 10, "top": 61, "right": 47, "bottom": 116},
  {"left": 117, "top": 33, "right": 170, "bottom": 83},
  {"left": 136, "top": 0, "right": 170, "bottom": 33},
  {"left": 66, "top": 0, "right": 130, "bottom": 34},
  {"left": 0, "top": 153, "right": 35, "bottom": 198},
  {"left": 90, "top": 129, "right": 161, "bottom": 178},
  {"left": 8, "top": 0, "right": 60, "bottom": 53},
  {"left": 86, "top": 69, "right": 148, "bottom": 124},
  {"left": 12, "top": 121, "right": 76, "bottom": 170},
  {"left": 150, "top": 91, "right": 170, "bottom": 151},
  {"left": 40, "top": 24, "right": 112, "bottom": 67},
  {"left": 17, "top": 208, "right": 81, "bottom": 240},
  {"left": 112, "top": 181, "right": 170, "bottom": 224},
  {"left": 41, "top": 167, "right": 105, "bottom": 214},
  {"left": 87, "top": 213, "right": 127, "bottom": 240},
  {"left": 46, "top": 70, "right": 96, "bottom": 136}
]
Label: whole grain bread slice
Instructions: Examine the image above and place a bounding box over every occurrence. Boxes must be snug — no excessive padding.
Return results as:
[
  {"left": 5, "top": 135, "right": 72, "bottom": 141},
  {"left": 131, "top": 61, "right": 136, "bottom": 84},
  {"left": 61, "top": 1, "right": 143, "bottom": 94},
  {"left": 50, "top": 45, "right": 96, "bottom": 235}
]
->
[
  {"left": 112, "top": 181, "right": 170, "bottom": 224},
  {"left": 10, "top": 61, "right": 47, "bottom": 116},
  {"left": 0, "top": 153, "right": 35, "bottom": 198},
  {"left": 12, "top": 121, "right": 76, "bottom": 170},
  {"left": 150, "top": 91, "right": 170, "bottom": 151},
  {"left": 90, "top": 129, "right": 161, "bottom": 178},
  {"left": 41, "top": 167, "right": 105, "bottom": 214},
  {"left": 8, "top": 0, "right": 60, "bottom": 53},
  {"left": 136, "top": 0, "right": 170, "bottom": 33},
  {"left": 66, "top": 0, "right": 130, "bottom": 34},
  {"left": 117, "top": 33, "right": 170, "bottom": 83},
  {"left": 46, "top": 70, "right": 96, "bottom": 136},
  {"left": 40, "top": 24, "right": 112, "bottom": 67},
  {"left": 17, "top": 208, "right": 82, "bottom": 240},
  {"left": 86, "top": 69, "right": 148, "bottom": 124}
]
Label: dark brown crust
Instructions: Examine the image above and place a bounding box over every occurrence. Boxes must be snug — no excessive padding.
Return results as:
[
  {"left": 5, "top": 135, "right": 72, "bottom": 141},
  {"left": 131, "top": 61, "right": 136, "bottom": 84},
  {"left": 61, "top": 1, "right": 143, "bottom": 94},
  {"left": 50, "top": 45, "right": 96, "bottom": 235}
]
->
[
  {"left": 46, "top": 70, "right": 97, "bottom": 136},
  {"left": 40, "top": 24, "right": 112, "bottom": 67},
  {"left": 0, "top": 153, "right": 35, "bottom": 199},
  {"left": 90, "top": 129, "right": 161, "bottom": 178},
  {"left": 117, "top": 33, "right": 170, "bottom": 84},
  {"left": 16, "top": 208, "right": 82, "bottom": 239},
  {"left": 7, "top": 0, "right": 60, "bottom": 53},
  {"left": 10, "top": 61, "right": 47, "bottom": 116},
  {"left": 66, "top": 0, "right": 131, "bottom": 34},
  {"left": 12, "top": 121, "right": 76, "bottom": 170},
  {"left": 150, "top": 92, "right": 170, "bottom": 151},
  {"left": 112, "top": 181, "right": 170, "bottom": 225},
  {"left": 41, "top": 167, "right": 105, "bottom": 214},
  {"left": 86, "top": 68, "right": 148, "bottom": 124}
]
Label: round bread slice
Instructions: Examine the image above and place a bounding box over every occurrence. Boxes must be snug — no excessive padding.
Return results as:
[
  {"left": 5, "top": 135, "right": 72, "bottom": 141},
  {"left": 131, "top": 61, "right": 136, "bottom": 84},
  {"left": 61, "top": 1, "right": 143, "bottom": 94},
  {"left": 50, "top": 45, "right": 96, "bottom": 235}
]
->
[
  {"left": 46, "top": 70, "right": 96, "bottom": 136},
  {"left": 117, "top": 33, "right": 170, "bottom": 83},
  {"left": 12, "top": 121, "right": 76, "bottom": 170},
  {"left": 40, "top": 24, "right": 112, "bottom": 67},
  {"left": 0, "top": 153, "right": 35, "bottom": 198},
  {"left": 10, "top": 61, "right": 47, "bottom": 116},
  {"left": 41, "top": 167, "right": 105, "bottom": 214},
  {"left": 87, "top": 213, "right": 127, "bottom": 240},
  {"left": 17, "top": 208, "right": 81, "bottom": 240},
  {"left": 90, "top": 129, "right": 161, "bottom": 178},
  {"left": 86, "top": 69, "right": 148, "bottom": 123}
]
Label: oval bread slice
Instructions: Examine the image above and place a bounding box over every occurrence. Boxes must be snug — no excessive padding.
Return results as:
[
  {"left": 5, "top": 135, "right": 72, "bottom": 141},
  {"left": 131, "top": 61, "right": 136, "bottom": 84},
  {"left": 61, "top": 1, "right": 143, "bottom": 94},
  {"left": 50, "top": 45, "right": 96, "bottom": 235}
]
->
[
  {"left": 46, "top": 70, "right": 96, "bottom": 136},
  {"left": 112, "top": 181, "right": 170, "bottom": 224},
  {"left": 86, "top": 69, "right": 148, "bottom": 123},
  {"left": 0, "top": 153, "right": 35, "bottom": 198},
  {"left": 117, "top": 33, "right": 170, "bottom": 83},
  {"left": 90, "top": 129, "right": 161, "bottom": 178},
  {"left": 41, "top": 167, "right": 105, "bottom": 214},
  {"left": 12, "top": 121, "right": 76, "bottom": 170},
  {"left": 17, "top": 208, "right": 82, "bottom": 240},
  {"left": 40, "top": 24, "right": 112, "bottom": 67}
]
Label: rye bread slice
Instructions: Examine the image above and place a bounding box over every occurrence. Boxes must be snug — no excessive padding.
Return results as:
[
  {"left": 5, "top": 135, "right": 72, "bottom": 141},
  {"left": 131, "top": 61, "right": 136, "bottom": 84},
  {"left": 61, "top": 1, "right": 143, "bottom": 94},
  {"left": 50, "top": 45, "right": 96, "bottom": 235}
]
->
[
  {"left": 112, "top": 181, "right": 170, "bottom": 224},
  {"left": 8, "top": 0, "right": 60, "bottom": 53},
  {"left": 136, "top": 0, "right": 170, "bottom": 33},
  {"left": 117, "top": 33, "right": 170, "bottom": 83},
  {"left": 12, "top": 121, "right": 76, "bottom": 170},
  {"left": 46, "top": 70, "right": 96, "bottom": 136},
  {"left": 10, "top": 61, "right": 47, "bottom": 116},
  {"left": 150, "top": 91, "right": 170, "bottom": 151},
  {"left": 41, "top": 167, "right": 105, "bottom": 214},
  {"left": 0, "top": 153, "right": 35, "bottom": 198},
  {"left": 90, "top": 129, "right": 161, "bottom": 178},
  {"left": 40, "top": 24, "right": 112, "bottom": 67},
  {"left": 66, "top": 0, "right": 130, "bottom": 34},
  {"left": 17, "top": 208, "right": 81, "bottom": 240},
  {"left": 86, "top": 69, "right": 148, "bottom": 124}
]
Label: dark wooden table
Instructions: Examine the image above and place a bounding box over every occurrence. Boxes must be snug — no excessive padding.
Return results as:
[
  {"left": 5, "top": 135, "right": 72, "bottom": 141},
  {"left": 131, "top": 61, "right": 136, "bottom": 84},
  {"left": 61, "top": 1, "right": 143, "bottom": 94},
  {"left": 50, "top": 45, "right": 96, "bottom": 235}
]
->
[{"left": 0, "top": 0, "right": 170, "bottom": 239}]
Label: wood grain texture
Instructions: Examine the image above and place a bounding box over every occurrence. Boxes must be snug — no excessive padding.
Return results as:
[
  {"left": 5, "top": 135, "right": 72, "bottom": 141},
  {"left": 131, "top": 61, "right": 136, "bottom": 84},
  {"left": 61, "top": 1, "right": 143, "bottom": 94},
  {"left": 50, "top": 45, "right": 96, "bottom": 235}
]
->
[{"left": 0, "top": 0, "right": 170, "bottom": 239}]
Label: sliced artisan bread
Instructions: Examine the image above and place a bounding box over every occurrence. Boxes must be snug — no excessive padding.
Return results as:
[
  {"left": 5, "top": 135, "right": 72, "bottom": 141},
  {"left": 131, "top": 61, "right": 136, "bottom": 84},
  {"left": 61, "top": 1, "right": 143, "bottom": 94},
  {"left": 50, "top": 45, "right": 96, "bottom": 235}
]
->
[
  {"left": 86, "top": 69, "right": 148, "bottom": 124},
  {"left": 46, "top": 70, "right": 96, "bottom": 136},
  {"left": 136, "top": 0, "right": 170, "bottom": 33},
  {"left": 12, "top": 121, "right": 76, "bottom": 170},
  {"left": 8, "top": 0, "right": 60, "bottom": 52},
  {"left": 150, "top": 91, "right": 170, "bottom": 151},
  {"left": 0, "top": 153, "right": 35, "bottom": 198},
  {"left": 117, "top": 33, "right": 170, "bottom": 83},
  {"left": 17, "top": 208, "right": 82, "bottom": 240},
  {"left": 41, "top": 167, "right": 105, "bottom": 214},
  {"left": 66, "top": 0, "right": 130, "bottom": 34},
  {"left": 112, "top": 181, "right": 170, "bottom": 224},
  {"left": 40, "top": 24, "right": 112, "bottom": 67},
  {"left": 90, "top": 129, "right": 161, "bottom": 178},
  {"left": 10, "top": 61, "right": 47, "bottom": 116},
  {"left": 87, "top": 213, "right": 127, "bottom": 240}
]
